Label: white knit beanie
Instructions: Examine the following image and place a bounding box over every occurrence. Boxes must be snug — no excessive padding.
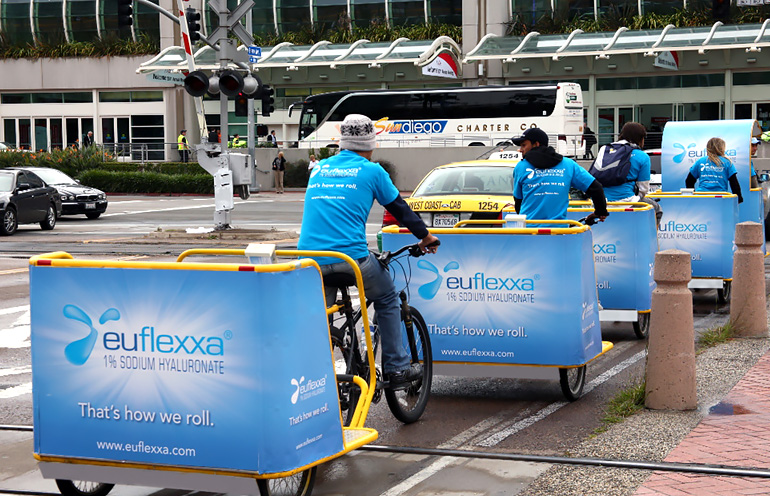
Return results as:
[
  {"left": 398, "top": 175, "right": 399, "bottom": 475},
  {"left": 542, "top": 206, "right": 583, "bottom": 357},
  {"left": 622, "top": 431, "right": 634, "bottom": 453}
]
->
[{"left": 339, "top": 114, "right": 376, "bottom": 151}]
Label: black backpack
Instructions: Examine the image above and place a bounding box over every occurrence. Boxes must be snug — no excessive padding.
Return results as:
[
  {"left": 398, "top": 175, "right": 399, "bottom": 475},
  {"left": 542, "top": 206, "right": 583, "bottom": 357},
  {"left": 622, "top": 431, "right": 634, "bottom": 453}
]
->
[{"left": 588, "top": 141, "right": 638, "bottom": 187}]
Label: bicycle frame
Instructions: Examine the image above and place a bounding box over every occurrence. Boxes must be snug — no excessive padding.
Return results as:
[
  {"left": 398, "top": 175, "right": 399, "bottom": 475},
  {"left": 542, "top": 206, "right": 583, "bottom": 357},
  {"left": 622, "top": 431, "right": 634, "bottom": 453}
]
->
[{"left": 175, "top": 248, "right": 378, "bottom": 428}]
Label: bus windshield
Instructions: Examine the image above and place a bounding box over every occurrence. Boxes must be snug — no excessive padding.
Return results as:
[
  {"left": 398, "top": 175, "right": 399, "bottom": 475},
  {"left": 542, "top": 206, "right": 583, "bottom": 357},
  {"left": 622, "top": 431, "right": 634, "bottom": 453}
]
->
[{"left": 298, "top": 92, "right": 350, "bottom": 140}]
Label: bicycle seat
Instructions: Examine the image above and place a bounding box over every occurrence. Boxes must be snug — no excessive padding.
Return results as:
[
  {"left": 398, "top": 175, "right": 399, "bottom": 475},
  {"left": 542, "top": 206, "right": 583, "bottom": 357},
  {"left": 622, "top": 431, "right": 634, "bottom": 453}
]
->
[{"left": 323, "top": 272, "right": 357, "bottom": 289}]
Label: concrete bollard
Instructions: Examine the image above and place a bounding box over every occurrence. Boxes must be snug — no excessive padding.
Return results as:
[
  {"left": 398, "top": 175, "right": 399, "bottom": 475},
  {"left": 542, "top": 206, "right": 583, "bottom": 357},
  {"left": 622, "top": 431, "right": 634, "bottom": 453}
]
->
[
  {"left": 645, "top": 249, "right": 697, "bottom": 411},
  {"left": 730, "top": 221, "right": 768, "bottom": 337}
]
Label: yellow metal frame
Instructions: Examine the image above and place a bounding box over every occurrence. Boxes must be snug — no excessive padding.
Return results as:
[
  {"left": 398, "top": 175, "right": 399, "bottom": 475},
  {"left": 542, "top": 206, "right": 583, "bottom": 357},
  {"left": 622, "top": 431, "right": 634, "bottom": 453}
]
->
[
  {"left": 30, "top": 249, "right": 379, "bottom": 480},
  {"left": 383, "top": 222, "right": 589, "bottom": 235},
  {"left": 648, "top": 191, "right": 738, "bottom": 199},
  {"left": 568, "top": 200, "right": 653, "bottom": 212}
]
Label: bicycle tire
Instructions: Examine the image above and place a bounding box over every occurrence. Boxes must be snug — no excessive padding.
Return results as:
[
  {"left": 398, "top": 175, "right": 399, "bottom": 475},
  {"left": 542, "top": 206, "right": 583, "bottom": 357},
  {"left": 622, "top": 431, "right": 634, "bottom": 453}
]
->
[
  {"left": 256, "top": 467, "right": 316, "bottom": 496},
  {"left": 559, "top": 365, "right": 586, "bottom": 401},
  {"left": 384, "top": 306, "right": 433, "bottom": 424},
  {"left": 54, "top": 480, "right": 114, "bottom": 496}
]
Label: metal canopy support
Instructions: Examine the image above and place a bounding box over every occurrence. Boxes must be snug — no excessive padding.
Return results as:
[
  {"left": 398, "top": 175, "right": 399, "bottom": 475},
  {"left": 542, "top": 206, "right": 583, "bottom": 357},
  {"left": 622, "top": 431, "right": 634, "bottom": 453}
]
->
[
  {"left": 505, "top": 31, "right": 539, "bottom": 63},
  {"left": 553, "top": 29, "right": 584, "bottom": 60},
  {"left": 644, "top": 23, "right": 675, "bottom": 56},
  {"left": 463, "top": 33, "right": 499, "bottom": 62},
  {"left": 330, "top": 38, "right": 370, "bottom": 68},
  {"left": 597, "top": 26, "right": 628, "bottom": 59},
  {"left": 748, "top": 18, "right": 770, "bottom": 52},
  {"left": 699, "top": 21, "right": 723, "bottom": 54}
]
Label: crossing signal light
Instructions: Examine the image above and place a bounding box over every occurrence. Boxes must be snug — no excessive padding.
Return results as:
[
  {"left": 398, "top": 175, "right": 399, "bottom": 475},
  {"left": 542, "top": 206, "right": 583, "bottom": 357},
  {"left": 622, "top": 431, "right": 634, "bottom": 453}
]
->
[
  {"left": 183, "top": 70, "right": 210, "bottom": 97},
  {"left": 185, "top": 8, "right": 201, "bottom": 42},
  {"left": 234, "top": 93, "right": 249, "bottom": 117},
  {"left": 261, "top": 85, "right": 275, "bottom": 117},
  {"left": 117, "top": 0, "right": 133, "bottom": 28}
]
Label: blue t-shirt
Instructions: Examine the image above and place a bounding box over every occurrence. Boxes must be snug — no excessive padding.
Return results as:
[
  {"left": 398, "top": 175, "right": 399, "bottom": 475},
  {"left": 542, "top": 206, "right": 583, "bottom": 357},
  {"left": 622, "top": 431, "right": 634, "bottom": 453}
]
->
[
  {"left": 513, "top": 156, "right": 595, "bottom": 225},
  {"left": 298, "top": 150, "right": 399, "bottom": 265},
  {"left": 689, "top": 156, "right": 738, "bottom": 192},
  {"left": 603, "top": 148, "right": 651, "bottom": 201}
]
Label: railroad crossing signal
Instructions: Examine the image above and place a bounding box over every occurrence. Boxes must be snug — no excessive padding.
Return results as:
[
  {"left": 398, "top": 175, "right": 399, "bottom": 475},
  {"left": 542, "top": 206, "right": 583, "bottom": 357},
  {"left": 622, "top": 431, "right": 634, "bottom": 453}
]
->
[{"left": 117, "top": 0, "right": 133, "bottom": 28}]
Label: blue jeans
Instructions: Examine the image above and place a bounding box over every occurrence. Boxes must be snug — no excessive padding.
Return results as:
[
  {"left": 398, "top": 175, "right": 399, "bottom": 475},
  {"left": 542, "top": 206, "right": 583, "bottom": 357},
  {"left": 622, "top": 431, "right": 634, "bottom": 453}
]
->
[{"left": 321, "top": 253, "right": 410, "bottom": 375}]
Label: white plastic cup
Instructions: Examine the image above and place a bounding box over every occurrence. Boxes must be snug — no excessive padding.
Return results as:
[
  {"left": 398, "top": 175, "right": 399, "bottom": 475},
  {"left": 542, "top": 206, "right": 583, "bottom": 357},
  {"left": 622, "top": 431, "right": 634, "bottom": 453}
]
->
[
  {"left": 680, "top": 188, "right": 695, "bottom": 195},
  {"left": 504, "top": 213, "right": 526, "bottom": 228}
]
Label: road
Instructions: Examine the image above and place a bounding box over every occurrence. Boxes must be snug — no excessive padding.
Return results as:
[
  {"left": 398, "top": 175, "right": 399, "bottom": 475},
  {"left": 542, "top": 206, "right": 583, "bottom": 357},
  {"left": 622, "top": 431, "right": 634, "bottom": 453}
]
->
[{"left": 0, "top": 192, "right": 733, "bottom": 495}]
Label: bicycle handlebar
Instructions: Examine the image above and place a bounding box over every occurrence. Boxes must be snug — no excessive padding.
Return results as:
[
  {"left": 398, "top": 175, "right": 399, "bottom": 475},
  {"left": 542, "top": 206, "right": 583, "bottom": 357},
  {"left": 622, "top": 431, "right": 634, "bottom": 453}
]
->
[{"left": 378, "top": 239, "right": 440, "bottom": 265}]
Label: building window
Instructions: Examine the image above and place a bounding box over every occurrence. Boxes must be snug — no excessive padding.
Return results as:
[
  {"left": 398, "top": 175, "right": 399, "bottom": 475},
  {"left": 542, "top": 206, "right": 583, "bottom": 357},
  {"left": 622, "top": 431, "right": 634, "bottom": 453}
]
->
[
  {"left": 99, "top": 91, "right": 161, "bottom": 102},
  {"left": 67, "top": 0, "right": 99, "bottom": 42},
  {"left": 251, "top": 0, "right": 275, "bottom": 35},
  {"left": 277, "top": 0, "right": 310, "bottom": 34},
  {"left": 134, "top": 0, "right": 160, "bottom": 41},
  {"left": 734, "top": 72, "right": 770, "bottom": 86},
  {"left": 34, "top": 0, "right": 67, "bottom": 44},
  {"left": 389, "top": 0, "right": 424, "bottom": 25},
  {"left": 426, "top": 0, "right": 461, "bottom": 25},
  {"left": 1, "top": 92, "right": 93, "bottom": 103},
  {"left": 511, "top": 0, "right": 551, "bottom": 25},
  {"left": 2, "top": 0, "right": 35, "bottom": 45},
  {"left": 351, "top": 0, "right": 386, "bottom": 28},
  {"left": 131, "top": 114, "right": 165, "bottom": 160},
  {"left": 313, "top": 0, "right": 346, "bottom": 32}
]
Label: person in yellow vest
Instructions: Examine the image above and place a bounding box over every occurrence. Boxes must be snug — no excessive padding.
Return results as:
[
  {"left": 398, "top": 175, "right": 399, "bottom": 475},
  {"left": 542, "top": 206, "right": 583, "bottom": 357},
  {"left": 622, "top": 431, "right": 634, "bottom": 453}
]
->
[
  {"left": 761, "top": 130, "right": 770, "bottom": 143},
  {"left": 177, "top": 129, "right": 189, "bottom": 163},
  {"left": 232, "top": 134, "right": 246, "bottom": 148}
]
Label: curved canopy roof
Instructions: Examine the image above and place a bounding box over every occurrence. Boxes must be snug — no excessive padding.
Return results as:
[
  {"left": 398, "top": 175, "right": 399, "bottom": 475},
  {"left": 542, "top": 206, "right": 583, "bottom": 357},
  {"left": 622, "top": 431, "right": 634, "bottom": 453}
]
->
[
  {"left": 137, "top": 36, "right": 461, "bottom": 74},
  {"left": 464, "top": 20, "right": 770, "bottom": 62}
]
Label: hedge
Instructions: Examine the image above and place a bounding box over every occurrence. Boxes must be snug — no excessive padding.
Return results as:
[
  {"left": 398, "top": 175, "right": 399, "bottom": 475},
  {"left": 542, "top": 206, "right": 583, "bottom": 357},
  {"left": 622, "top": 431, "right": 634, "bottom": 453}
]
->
[{"left": 78, "top": 170, "right": 214, "bottom": 194}]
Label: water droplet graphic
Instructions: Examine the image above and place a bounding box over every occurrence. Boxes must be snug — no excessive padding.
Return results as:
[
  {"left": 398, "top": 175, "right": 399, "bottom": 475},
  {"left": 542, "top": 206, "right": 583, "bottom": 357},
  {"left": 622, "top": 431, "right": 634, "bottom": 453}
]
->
[
  {"left": 63, "top": 305, "right": 98, "bottom": 366},
  {"left": 99, "top": 308, "right": 120, "bottom": 324},
  {"left": 417, "top": 260, "right": 442, "bottom": 300}
]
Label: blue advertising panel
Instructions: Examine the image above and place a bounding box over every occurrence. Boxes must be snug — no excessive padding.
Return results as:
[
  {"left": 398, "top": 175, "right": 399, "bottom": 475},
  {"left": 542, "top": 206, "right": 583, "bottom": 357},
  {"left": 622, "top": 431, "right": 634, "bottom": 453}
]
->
[
  {"left": 568, "top": 206, "right": 657, "bottom": 311},
  {"left": 650, "top": 193, "right": 737, "bottom": 279},
  {"left": 661, "top": 120, "right": 756, "bottom": 194},
  {"left": 382, "top": 230, "right": 602, "bottom": 366},
  {"left": 31, "top": 265, "right": 343, "bottom": 474}
]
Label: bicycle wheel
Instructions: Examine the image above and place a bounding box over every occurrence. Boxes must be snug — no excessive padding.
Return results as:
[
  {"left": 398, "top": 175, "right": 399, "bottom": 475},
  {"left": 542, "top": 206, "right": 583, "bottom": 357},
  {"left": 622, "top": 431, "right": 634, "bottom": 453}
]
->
[
  {"left": 256, "top": 468, "right": 316, "bottom": 496},
  {"left": 55, "top": 480, "right": 114, "bottom": 496},
  {"left": 384, "top": 306, "right": 432, "bottom": 424},
  {"left": 717, "top": 280, "right": 731, "bottom": 304},
  {"left": 559, "top": 365, "right": 586, "bottom": 401}
]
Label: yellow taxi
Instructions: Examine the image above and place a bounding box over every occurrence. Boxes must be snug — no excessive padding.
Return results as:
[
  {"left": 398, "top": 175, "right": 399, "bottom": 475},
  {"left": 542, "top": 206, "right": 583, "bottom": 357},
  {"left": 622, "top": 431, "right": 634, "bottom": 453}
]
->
[{"left": 383, "top": 156, "right": 519, "bottom": 228}]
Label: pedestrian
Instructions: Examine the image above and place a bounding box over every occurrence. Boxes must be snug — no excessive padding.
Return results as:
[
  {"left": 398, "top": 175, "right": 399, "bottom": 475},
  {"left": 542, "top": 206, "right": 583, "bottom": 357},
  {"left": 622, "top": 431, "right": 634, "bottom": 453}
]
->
[
  {"left": 685, "top": 137, "right": 743, "bottom": 202},
  {"left": 512, "top": 127, "right": 609, "bottom": 227},
  {"left": 582, "top": 125, "right": 597, "bottom": 160},
  {"left": 272, "top": 151, "right": 286, "bottom": 194},
  {"left": 589, "top": 121, "right": 662, "bottom": 226},
  {"left": 177, "top": 129, "right": 189, "bottom": 163},
  {"left": 82, "top": 131, "right": 94, "bottom": 148},
  {"left": 268, "top": 130, "right": 277, "bottom": 147},
  {"left": 308, "top": 154, "right": 319, "bottom": 171},
  {"left": 232, "top": 134, "right": 246, "bottom": 148},
  {"left": 751, "top": 137, "right": 761, "bottom": 188}
]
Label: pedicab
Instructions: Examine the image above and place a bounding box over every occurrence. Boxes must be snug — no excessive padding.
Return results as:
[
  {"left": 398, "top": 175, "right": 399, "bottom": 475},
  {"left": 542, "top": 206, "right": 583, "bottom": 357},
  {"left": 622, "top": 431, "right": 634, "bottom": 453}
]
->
[
  {"left": 29, "top": 249, "right": 378, "bottom": 496},
  {"left": 567, "top": 201, "right": 658, "bottom": 339},
  {"left": 650, "top": 119, "right": 759, "bottom": 302},
  {"left": 381, "top": 220, "right": 613, "bottom": 401}
]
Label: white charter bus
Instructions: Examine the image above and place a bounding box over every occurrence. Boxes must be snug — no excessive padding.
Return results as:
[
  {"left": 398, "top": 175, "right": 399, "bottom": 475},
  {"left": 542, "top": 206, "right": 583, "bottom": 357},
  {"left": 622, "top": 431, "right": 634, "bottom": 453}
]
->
[{"left": 289, "top": 83, "right": 585, "bottom": 156}]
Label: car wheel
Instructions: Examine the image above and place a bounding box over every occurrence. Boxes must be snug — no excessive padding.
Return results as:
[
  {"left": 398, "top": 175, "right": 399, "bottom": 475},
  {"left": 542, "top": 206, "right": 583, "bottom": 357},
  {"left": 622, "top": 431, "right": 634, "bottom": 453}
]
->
[
  {"left": 1, "top": 207, "right": 18, "bottom": 236},
  {"left": 40, "top": 204, "right": 56, "bottom": 230},
  {"left": 85, "top": 212, "right": 101, "bottom": 220}
]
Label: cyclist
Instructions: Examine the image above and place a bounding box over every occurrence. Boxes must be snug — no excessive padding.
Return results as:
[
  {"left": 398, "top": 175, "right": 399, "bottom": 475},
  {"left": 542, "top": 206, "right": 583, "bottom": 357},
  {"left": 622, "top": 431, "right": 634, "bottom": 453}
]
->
[
  {"left": 512, "top": 127, "right": 609, "bottom": 226},
  {"left": 298, "top": 114, "right": 439, "bottom": 388},
  {"left": 685, "top": 137, "right": 743, "bottom": 203}
]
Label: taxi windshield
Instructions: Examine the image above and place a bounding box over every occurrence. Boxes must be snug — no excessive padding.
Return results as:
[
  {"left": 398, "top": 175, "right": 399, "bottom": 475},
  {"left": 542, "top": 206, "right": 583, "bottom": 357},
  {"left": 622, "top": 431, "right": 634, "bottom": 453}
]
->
[{"left": 412, "top": 166, "right": 514, "bottom": 197}]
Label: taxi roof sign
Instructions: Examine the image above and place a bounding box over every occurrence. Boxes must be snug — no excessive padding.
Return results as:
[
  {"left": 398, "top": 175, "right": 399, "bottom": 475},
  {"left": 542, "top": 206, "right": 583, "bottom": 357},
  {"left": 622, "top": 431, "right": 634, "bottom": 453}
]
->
[{"left": 488, "top": 151, "right": 521, "bottom": 161}]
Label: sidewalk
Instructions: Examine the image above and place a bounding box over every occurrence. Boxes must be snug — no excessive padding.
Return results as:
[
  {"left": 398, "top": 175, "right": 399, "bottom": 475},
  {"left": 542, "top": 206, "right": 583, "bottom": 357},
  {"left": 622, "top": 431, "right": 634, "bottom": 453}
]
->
[
  {"left": 521, "top": 321, "right": 770, "bottom": 495},
  {"left": 635, "top": 351, "right": 770, "bottom": 495}
]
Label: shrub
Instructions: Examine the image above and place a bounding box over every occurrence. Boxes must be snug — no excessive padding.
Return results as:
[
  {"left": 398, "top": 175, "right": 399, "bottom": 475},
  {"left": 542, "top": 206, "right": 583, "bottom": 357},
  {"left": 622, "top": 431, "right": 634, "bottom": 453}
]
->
[{"left": 78, "top": 170, "right": 214, "bottom": 194}]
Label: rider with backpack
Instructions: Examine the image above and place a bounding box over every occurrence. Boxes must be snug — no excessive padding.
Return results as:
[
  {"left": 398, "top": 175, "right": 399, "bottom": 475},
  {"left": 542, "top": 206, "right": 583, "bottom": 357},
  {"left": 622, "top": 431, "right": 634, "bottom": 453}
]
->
[{"left": 588, "top": 122, "right": 662, "bottom": 226}]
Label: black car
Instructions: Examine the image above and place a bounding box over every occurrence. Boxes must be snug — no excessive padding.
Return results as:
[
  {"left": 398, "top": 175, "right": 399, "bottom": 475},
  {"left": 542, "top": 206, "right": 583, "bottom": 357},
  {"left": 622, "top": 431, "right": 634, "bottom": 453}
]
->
[
  {"left": 0, "top": 169, "right": 62, "bottom": 235},
  {"left": 18, "top": 167, "right": 108, "bottom": 219}
]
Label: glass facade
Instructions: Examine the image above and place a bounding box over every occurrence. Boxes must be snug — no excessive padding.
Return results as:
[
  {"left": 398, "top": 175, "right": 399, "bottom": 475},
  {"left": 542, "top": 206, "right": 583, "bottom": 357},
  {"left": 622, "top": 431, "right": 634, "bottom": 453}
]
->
[{"left": 1, "top": 0, "right": 466, "bottom": 46}]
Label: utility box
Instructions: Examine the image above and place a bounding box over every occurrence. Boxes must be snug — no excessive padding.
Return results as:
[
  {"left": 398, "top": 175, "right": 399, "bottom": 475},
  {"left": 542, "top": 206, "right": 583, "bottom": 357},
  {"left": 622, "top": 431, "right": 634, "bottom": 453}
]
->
[{"left": 228, "top": 153, "right": 253, "bottom": 186}]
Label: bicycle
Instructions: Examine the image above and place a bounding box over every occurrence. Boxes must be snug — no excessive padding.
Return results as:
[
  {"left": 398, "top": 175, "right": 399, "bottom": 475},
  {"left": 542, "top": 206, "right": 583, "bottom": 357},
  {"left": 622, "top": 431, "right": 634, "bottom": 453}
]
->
[{"left": 325, "top": 242, "right": 437, "bottom": 425}]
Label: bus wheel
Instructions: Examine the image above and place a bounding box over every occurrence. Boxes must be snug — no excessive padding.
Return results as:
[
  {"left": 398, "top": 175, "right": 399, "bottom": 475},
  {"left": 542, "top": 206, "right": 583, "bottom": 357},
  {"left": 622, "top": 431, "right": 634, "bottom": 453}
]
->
[{"left": 468, "top": 142, "right": 486, "bottom": 147}]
